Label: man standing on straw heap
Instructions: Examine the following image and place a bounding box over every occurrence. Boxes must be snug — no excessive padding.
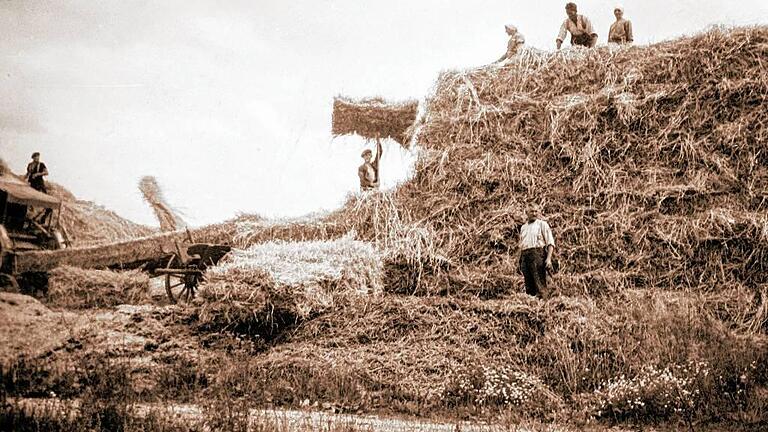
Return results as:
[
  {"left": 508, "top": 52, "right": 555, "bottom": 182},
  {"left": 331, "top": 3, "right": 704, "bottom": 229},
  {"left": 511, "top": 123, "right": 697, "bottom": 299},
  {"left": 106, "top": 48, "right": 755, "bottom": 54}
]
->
[
  {"left": 25, "top": 152, "right": 49, "bottom": 194},
  {"left": 556, "top": 3, "right": 598, "bottom": 49},
  {"left": 608, "top": 5, "right": 633, "bottom": 45},
  {"left": 519, "top": 205, "right": 556, "bottom": 298},
  {"left": 358, "top": 136, "right": 382, "bottom": 191},
  {"left": 24, "top": 152, "right": 52, "bottom": 223},
  {"left": 496, "top": 24, "right": 525, "bottom": 62}
]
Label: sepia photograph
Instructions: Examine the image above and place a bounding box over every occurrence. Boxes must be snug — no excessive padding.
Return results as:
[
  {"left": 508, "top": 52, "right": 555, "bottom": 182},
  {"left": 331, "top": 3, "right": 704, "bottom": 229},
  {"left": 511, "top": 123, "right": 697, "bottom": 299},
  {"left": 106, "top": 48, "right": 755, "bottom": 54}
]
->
[{"left": 1, "top": 0, "right": 767, "bottom": 430}]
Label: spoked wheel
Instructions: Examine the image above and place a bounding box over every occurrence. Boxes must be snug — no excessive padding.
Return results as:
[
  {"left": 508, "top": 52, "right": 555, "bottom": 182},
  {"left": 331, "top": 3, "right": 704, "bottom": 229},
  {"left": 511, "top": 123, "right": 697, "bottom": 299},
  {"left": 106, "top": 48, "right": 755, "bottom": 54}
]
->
[
  {"left": 0, "top": 273, "right": 19, "bottom": 293},
  {"left": 164, "top": 255, "right": 200, "bottom": 304}
]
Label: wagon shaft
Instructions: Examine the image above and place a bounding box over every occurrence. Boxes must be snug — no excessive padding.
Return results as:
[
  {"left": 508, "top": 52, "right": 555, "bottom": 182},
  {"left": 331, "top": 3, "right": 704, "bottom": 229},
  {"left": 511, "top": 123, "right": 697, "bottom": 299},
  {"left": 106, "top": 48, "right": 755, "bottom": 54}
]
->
[{"left": 14, "top": 230, "right": 194, "bottom": 273}]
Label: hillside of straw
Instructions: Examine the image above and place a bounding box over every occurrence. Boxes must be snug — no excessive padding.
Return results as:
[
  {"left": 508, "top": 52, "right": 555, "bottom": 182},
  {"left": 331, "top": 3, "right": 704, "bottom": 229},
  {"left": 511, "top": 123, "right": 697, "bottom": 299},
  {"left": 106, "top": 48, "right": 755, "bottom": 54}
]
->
[
  {"left": 339, "top": 27, "right": 768, "bottom": 298},
  {"left": 200, "top": 27, "right": 768, "bottom": 424}
]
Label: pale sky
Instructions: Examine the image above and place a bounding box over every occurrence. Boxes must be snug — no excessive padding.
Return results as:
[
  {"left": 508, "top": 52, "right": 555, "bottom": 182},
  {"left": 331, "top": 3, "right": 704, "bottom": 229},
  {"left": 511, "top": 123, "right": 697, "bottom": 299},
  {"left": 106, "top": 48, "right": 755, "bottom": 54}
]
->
[{"left": 1, "top": 1, "right": 766, "bottom": 226}]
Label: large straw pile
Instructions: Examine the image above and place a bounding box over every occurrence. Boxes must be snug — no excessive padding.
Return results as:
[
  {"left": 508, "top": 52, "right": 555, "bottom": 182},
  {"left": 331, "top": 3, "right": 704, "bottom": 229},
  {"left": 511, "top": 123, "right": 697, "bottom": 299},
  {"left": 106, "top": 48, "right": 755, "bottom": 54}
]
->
[
  {"left": 341, "top": 27, "right": 768, "bottom": 296},
  {"left": 204, "top": 27, "right": 768, "bottom": 424},
  {"left": 139, "top": 176, "right": 185, "bottom": 232},
  {"left": 197, "top": 234, "right": 382, "bottom": 335},
  {"left": 47, "top": 266, "right": 149, "bottom": 309},
  {"left": 332, "top": 96, "right": 418, "bottom": 148}
]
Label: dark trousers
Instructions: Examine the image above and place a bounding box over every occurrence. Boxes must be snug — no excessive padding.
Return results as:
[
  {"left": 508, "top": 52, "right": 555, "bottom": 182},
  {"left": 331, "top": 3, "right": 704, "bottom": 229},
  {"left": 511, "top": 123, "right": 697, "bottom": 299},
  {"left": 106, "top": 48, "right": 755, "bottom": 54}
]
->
[
  {"left": 572, "top": 33, "right": 594, "bottom": 47},
  {"left": 520, "top": 247, "right": 547, "bottom": 297}
]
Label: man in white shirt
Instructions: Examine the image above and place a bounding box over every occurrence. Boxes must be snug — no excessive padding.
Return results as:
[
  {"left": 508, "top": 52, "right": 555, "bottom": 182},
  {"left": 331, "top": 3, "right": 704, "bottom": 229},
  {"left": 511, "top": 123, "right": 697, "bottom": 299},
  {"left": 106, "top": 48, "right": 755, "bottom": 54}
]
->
[
  {"left": 556, "top": 3, "right": 598, "bottom": 49},
  {"left": 519, "top": 205, "right": 556, "bottom": 297}
]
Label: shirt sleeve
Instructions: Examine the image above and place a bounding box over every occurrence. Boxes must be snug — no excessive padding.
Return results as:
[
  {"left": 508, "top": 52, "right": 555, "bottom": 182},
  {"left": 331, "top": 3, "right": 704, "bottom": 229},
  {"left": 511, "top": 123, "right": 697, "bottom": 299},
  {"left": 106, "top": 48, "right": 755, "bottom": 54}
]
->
[
  {"left": 541, "top": 221, "right": 555, "bottom": 247},
  {"left": 557, "top": 20, "right": 568, "bottom": 42},
  {"left": 582, "top": 15, "right": 596, "bottom": 36},
  {"left": 625, "top": 20, "right": 633, "bottom": 43}
]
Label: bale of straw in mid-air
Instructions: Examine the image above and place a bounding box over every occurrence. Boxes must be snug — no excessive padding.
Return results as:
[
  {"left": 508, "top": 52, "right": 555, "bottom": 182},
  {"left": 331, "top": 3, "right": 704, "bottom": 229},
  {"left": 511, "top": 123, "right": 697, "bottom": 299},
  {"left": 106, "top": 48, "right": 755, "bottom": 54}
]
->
[
  {"left": 48, "top": 266, "right": 149, "bottom": 309},
  {"left": 332, "top": 96, "right": 418, "bottom": 148},
  {"left": 139, "top": 176, "right": 185, "bottom": 232},
  {"left": 197, "top": 234, "right": 382, "bottom": 334}
]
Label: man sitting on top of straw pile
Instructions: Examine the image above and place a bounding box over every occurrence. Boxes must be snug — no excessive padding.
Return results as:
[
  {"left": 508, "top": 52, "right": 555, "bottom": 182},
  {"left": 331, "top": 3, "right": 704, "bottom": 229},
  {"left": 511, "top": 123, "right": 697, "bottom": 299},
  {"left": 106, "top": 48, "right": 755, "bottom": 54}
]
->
[
  {"left": 556, "top": 2, "right": 597, "bottom": 49},
  {"left": 358, "top": 137, "right": 383, "bottom": 191},
  {"left": 519, "top": 205, "right": 556, "bottom": 298},
  {"left": 496, "top": 24, "right": 525, "bottom": 62}
]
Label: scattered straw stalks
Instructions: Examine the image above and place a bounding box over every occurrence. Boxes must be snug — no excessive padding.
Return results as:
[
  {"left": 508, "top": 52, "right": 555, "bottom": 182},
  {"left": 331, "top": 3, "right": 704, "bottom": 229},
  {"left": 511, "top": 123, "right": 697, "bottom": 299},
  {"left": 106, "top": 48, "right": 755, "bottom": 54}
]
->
[{"left": 47, "top": 266, "right": 149, "bottom": 309}]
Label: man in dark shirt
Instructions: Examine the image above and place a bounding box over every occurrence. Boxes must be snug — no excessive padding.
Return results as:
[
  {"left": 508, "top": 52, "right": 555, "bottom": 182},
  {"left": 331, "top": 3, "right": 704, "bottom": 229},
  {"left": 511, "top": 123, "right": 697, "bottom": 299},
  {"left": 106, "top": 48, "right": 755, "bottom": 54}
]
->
[
  {"left": 25, "top": 152, "right": 52, "bottom": 224},
  {"left": 25, "top": 152, "right": 49, "bottom": 193}
]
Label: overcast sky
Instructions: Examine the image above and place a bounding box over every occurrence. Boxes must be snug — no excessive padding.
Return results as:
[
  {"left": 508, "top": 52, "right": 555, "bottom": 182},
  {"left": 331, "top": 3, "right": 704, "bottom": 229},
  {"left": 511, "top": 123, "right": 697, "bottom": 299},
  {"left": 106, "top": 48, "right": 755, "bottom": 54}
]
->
[{"left": 1, "top": 1, "right": 766, "bottom": 226}]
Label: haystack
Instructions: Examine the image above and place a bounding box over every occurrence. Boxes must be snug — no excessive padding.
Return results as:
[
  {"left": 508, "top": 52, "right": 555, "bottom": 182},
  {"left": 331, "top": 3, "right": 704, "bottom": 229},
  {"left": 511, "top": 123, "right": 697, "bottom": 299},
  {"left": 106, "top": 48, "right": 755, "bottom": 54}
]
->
[
  {"left": 139, "top": 176, "right": 185, "bottom": 232},
  {"left": 197, "top": 234, "right": 382, "bottom": 334},
  {"left": 332, "top": 96, "right": 418, "bottom": 148},
  {"left": 48, "top": 266, "right": 149, "bottom": 309},
  {"left": 339, "top": 26, "right": 768, "bottom": 296}
]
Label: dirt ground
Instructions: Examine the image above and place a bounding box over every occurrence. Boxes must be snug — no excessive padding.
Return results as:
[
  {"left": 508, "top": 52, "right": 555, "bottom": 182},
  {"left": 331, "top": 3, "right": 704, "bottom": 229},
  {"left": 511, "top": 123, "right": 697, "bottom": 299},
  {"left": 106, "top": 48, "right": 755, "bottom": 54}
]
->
[
  {"left": 0, "top": 290, "right": 207, "bottom": 392},
  {"left": 0, "top": 291, "right": 744, "bottom": 431}
]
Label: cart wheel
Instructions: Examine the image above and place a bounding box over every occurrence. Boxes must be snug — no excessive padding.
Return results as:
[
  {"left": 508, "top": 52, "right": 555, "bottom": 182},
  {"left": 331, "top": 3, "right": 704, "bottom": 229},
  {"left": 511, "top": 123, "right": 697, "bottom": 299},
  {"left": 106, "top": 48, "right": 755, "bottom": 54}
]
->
[
  {"left": 0, "top": 273, "right": 19, "bottom": 293},
  {"left": 164, "top": 255, "right": 198, "bottom": 304}
]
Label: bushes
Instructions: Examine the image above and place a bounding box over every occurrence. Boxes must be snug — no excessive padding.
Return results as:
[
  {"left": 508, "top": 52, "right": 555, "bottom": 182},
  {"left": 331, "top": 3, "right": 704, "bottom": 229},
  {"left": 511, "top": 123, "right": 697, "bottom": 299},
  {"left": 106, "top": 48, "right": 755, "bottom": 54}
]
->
[
  {"left": 586, "top": 361, "right": 711, "bottom": 421},
  {"left": 440, "top": 364, "right": 562, "bottom": 416}
]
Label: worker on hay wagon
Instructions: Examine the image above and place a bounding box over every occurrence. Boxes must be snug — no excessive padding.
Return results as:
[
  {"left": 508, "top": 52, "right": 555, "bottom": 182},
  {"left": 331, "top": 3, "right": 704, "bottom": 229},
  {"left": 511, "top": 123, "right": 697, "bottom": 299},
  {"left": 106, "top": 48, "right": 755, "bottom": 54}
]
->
[
  {"left": 496, "top": 24, "right": 525, "bottom": 62},
  {"left": 358, "top": 137, "right": 383, "bottom": 191},
  {"left": 519, "top": 205, "right": 557, "bottom": 298},
  {"left": 24, "top": 151, "right": 53, "bottom": 223},
  {"left": 608, "top": 5, "right": 633, "bottom": 45},
  {"left": 556, "top": 3, "right": 598, "bottom": 49},
  {"left": 25, "top": 152, "right": 49, "bottom": 194}
]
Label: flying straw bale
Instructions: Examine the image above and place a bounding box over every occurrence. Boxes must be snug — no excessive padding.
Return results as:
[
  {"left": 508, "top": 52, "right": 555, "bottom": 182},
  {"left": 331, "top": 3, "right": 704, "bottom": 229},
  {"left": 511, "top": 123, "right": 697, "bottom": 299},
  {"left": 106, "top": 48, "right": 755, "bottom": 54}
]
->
[
  {"left": 197, "top": 233, "right": 382, "bottom": 334},
  {"left": 139, "top": 176, "right": 186, "bottom": 232},
  {"left": 332, "top": 96, "right": 418, "bottom": 148}
]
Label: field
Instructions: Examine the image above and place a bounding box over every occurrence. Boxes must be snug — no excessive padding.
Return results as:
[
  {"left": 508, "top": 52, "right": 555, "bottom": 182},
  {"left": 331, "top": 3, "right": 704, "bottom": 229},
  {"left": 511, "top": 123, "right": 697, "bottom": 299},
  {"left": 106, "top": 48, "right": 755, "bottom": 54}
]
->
[{"left": 2, "top": 27, "right": 768, "bottom": 431}]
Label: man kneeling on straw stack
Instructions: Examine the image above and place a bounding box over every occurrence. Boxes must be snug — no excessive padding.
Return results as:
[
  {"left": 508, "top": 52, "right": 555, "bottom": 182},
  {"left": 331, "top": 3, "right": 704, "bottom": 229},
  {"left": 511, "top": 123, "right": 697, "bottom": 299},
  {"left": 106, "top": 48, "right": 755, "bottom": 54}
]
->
[
  {"left": 358, "top": 137, "right": 383, "bottom": 191},
  {"left": 556, "top": 2, "right": 597, "bottom": 49},
  {"left": 519, "top": 205, "right": 556, "bottom": 298}
]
